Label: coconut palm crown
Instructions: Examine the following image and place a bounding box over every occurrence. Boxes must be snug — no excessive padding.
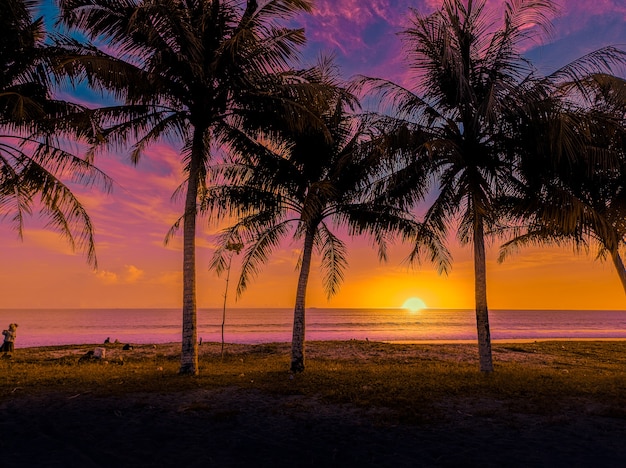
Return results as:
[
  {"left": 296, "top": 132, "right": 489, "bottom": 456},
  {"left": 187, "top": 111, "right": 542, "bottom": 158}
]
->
[
  {"left": 1, "top": 0, "right": 110, "bottom": 267},
  {"left": 499, "top": 74, "right": 626, "bottom": 293}
]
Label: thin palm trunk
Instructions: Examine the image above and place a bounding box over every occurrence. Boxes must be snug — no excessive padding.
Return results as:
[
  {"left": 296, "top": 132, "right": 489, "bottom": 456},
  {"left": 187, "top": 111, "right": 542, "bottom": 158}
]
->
[
  {"left": 610, "top": 249, "right": 626, "bottom": 295},
  {"left": 473, "top": 215, "right": 494, "bottom": 373},
  {"left": 221, "top": 254, "right": 233, "bottom": 360},
  {"left": 179, "top": 129, "right": 204, "bottom": 375},
  {"left": 291, "top": 225, "right": 315, "bottom": 373}
]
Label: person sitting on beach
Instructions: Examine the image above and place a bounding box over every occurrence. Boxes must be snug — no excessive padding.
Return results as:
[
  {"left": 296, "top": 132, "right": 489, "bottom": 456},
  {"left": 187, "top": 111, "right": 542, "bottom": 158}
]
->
[{"left": 2, "top": 323, "right": 18, "bottom": 356}]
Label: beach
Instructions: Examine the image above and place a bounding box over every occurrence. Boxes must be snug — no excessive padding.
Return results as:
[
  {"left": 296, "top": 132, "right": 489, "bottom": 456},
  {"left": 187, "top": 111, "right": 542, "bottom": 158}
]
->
[{"left": 1, "top": 340, "right": 626, "bottom": 466}]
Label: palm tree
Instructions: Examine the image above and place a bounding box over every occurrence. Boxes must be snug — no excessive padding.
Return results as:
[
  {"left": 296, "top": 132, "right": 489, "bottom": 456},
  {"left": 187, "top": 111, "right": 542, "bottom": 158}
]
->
[
  {"left": 499, "top": 74, "right": 626, "bottom": 293},
  {"left": 358, "top": 0, "right": 625, "bottom": 372},
  {"left": 357, "top": 0, "right": 554, "bottom": 373},
  {"left": 205, "top": 64, "right": 449, "bottom": 372},
  {"left": 1, "top": 0, "right": 110, "bottom": 266},
  {"left": 55, "top": 0, "right": 316, "bottom": 374}
]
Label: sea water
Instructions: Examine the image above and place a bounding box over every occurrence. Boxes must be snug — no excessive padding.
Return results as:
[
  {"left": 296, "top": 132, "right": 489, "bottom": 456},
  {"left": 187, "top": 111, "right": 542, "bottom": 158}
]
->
[{"left": 1, "top": 308, "right": 626, "bottom": 348}]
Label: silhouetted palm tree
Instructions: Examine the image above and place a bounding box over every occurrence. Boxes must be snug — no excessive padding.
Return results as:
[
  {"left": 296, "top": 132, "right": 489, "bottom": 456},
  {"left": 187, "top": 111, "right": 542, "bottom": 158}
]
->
[
  {"left": 206, "top": 64, "right": 449, "bottom": 372},
  {"left": 358, "top": 0, "right": 625, "bottom": 372},
  {"left": 1, "top": 0, "right": 110, "bottom": 266},
  {"left": 56, "top": 0, "right": 315, "bottom": 374}
]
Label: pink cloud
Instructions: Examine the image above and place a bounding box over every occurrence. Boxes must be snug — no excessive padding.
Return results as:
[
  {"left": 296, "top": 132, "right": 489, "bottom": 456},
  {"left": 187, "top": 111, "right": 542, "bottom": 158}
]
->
[
  {"left": 558, "top": 0, "right": 626, "bottom": 23},
  {"left": 301, "top": 0, "right": 414, "bottom": 56}
]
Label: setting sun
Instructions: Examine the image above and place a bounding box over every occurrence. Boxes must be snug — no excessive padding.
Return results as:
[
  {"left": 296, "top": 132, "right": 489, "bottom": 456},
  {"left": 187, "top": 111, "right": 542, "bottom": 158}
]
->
[{"left": 402, "top": 297, "right": 427, "bottom": 312}]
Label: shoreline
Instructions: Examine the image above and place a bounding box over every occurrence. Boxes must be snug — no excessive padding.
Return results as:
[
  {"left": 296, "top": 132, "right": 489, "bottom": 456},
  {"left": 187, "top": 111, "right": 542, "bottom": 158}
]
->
[
  {"left": 384, "top": 336, "right": 626, "bottom": 344},
  {"left": 14, "top": 336, "right": 626, "bottom": 350}
]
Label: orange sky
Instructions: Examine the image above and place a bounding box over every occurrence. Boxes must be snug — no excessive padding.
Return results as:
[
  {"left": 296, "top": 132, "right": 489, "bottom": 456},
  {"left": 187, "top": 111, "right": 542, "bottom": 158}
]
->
[
  {"left": 1, "top": 218, "right": 623, "bottom": 309},
  {"left": 1, "top": 140, "right": 623, "bottom": 311},
  {"left": 2, "top": 0, "right": 625, "bottom": 311}
]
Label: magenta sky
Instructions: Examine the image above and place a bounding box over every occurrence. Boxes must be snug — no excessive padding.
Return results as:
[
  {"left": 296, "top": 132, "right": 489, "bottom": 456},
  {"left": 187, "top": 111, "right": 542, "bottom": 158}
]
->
[{"left": 2, "top": 0, "right": 626, "bottom": 310}]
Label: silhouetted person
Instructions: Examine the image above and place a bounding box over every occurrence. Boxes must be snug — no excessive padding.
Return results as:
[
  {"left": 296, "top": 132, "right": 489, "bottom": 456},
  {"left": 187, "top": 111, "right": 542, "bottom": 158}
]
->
[{"left": 2, "top": 323, "right": 18, "bottom": 357}]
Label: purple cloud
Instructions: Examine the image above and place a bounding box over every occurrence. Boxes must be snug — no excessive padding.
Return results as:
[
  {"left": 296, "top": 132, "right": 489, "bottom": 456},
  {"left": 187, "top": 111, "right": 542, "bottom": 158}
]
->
[{"left": 293, "top": 0, "right": 626, "bottom": 85}]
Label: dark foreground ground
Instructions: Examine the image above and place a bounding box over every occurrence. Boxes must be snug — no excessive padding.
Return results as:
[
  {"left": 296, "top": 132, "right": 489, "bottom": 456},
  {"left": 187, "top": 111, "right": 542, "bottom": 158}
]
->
[
  {"left": 3, "top": 386, "right": 626, "bottom": 467},
  {"left": 1, "top": 341, "right": 626, "bottom": 467}
]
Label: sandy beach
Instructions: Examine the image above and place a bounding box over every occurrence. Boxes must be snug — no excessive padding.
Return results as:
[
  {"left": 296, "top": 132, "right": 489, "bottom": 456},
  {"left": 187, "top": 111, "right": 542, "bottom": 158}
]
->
[{"left": 1, "top": 340, "right": 625, "bottom": 467}]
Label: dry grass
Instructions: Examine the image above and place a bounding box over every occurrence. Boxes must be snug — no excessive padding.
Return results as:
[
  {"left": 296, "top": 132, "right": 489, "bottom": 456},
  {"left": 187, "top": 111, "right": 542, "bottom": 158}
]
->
[{"left": 2, "top": 340, "right": 626, "bottom": 424}]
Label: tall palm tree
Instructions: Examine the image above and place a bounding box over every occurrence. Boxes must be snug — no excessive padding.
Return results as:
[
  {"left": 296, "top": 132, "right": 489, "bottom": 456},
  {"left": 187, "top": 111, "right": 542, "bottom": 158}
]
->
[
  {"left": 1, "top": 0, "right": 110, "bottom": 266},
  {"left": 55, "top": 0, "right": 315, "bottom": 374},
  {"left": 358, "top": 0, "right": 625, "bottom": 372},
  {"left": 205, "top": 64, "right": 449, "bottom": 372}
]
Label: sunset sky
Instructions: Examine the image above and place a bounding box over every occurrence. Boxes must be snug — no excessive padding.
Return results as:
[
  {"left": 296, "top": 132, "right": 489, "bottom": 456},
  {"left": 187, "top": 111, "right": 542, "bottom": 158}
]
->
[{"left": 2, "top": 0, "right": 626, "bottom": 311}]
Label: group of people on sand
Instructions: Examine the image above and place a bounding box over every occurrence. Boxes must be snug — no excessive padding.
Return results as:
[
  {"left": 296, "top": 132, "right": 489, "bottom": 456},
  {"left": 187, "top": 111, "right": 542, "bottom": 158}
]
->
[
  {"left": 1, "top": 323, "right": 17, "bottom": 357},
  {"left": 0, "top": 326, "right": 139, "bottom": 356},
  {"left": 0, "top": 327, "right": 137, "bottom": 357}
]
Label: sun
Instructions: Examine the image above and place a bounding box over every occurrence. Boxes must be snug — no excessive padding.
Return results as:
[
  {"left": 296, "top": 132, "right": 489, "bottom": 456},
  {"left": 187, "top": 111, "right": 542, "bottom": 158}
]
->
[{"left": 402, "top": 297, "right": 427, "bottom": 313}]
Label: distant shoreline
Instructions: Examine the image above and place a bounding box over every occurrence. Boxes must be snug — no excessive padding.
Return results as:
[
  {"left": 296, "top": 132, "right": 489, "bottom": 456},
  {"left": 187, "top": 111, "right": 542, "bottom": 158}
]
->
[
  {"left": 14, "top": 336, "right": 626, "bottom": 350},
  {"left": 385, "top": 337, "right": 626, "bottom": 344}
]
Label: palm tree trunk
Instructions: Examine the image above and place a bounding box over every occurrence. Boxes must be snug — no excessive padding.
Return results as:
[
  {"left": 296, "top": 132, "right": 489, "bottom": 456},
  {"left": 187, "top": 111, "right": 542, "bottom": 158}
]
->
[
  {"left": 610, "top": 249, "right": 626, "bottom": 295},
  {"left": 221, "top": 254, "right": 233, "bottom": 360},
  {"left": 179, "top": 130, "right": 203, "bottom": 375},
  {"left": 473, "top": 216, "right": 494, "bottom": 373},
  {"left": 291, "top": 225, "right": 315, "bottom": 373}
]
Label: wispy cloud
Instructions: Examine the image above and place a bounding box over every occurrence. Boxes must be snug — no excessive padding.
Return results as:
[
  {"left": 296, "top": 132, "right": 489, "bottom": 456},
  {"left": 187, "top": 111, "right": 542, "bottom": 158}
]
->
[
  {"left": 93, "top": 264, "right": 144, "bottom": 284},
  {"left": 95, "top": 269, "right": 118, "bottom": 284},
  {"left": 124, "top": 264, "right": 145, "bottom": 283}
]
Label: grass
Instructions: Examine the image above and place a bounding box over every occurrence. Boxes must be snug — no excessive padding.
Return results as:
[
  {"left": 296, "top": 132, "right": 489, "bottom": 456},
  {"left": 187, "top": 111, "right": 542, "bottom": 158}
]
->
[{"left": 2, "top": 340, "right": 626, "bottom": 424}]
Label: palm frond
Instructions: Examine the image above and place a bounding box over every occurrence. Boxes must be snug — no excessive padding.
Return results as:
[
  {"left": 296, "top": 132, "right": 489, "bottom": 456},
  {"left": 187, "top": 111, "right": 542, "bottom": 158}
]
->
[
  {"left": 548, "top": 46, "right": 626, "bottom": 93},
  {"left": 498, "top": 229, "right": 588, "bottom": 264},
  {"left": 236, "top": 219, "right": 292, "bottom": 297},
  {"left": 316, "top": 222, "right": 347, "bottom": 298},
  {"left": 18, "top": 157, "right": 99, "bottom": 267}
]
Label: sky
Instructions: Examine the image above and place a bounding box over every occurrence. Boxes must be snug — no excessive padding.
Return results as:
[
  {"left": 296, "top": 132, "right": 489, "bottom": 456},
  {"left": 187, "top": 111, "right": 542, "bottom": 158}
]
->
[{"left": 2, "top": 0, "right": 626, "bottom": 311}]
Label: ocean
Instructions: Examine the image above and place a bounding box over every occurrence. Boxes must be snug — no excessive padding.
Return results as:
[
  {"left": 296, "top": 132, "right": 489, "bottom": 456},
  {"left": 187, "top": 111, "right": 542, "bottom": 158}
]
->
[{"left": 2, "top": 308, "right": 626, "bottom": 348}]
